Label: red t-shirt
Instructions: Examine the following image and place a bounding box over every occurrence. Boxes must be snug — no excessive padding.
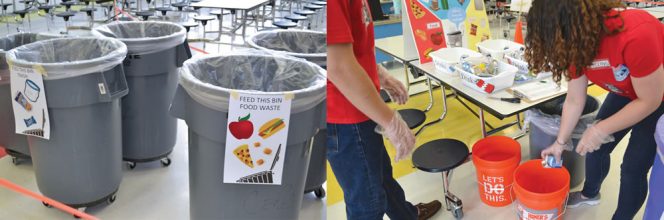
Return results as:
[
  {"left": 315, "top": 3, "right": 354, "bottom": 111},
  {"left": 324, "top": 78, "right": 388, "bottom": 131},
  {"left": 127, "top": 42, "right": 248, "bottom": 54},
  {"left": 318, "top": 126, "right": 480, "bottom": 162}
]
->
[
  {"left": 327, "top": 0, "right": 381, "bottom": 124},
  {"left": 570, "top": 9, "right": 664, "bottom": 101}
]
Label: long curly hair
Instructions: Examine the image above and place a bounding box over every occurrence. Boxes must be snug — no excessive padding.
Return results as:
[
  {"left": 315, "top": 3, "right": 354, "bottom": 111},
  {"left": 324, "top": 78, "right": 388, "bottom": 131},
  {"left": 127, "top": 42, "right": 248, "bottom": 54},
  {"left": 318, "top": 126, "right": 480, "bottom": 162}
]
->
[{"left": 525, "top": 0, "right": 624, "bottom": 82}]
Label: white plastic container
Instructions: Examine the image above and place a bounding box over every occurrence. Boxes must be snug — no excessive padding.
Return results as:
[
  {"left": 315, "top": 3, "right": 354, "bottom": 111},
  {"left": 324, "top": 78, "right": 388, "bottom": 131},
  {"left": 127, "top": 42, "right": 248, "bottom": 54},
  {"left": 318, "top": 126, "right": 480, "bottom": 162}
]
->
[
  {"left": 505, "top": 55, "right": 554, "bottom": 83},
  {"left": 430, "top": 47, "right": 483, "bottom": 76},
  {"left": 476, "top": 39, "right": 524, "bottom": 60},
  {"left": 455, "top": 60, "right": 518, "bottom": 94}
]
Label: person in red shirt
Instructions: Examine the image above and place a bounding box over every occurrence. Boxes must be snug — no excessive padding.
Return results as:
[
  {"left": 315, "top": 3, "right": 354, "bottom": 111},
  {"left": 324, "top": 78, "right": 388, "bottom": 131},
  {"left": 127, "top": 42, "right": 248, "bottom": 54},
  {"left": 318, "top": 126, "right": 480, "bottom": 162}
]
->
[
  {"left": 327, "top": 0, "right": 441, "bottom": 219},
  {"left": 526, "top": 0, "right": 664, "bottom": 219}
]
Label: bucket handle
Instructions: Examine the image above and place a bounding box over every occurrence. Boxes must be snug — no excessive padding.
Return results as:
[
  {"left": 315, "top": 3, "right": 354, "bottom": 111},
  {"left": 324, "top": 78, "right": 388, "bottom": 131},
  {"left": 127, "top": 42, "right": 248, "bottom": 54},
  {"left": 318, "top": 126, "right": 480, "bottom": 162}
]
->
[{"left": 511, "top": 188, "right": 569, "bottom": 220}]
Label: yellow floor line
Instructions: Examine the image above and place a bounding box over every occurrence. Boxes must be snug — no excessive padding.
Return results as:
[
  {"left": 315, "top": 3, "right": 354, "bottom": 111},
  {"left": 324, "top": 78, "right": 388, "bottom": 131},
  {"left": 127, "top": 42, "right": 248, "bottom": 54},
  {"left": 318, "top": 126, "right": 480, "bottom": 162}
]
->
[{"left": 326, "top": 85, "right": 608, "bottom": 206}]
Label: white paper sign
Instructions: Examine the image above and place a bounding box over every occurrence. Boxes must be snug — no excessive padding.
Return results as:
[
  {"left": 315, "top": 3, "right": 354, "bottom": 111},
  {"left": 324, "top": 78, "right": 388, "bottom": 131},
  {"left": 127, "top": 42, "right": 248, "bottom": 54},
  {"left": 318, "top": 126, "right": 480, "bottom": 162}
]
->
[
  {"left": 224, "top": 92, "right": 292, "bottom": 185},
  {"left": 10, "top": 65, "right": 50, "bottom": 139}
]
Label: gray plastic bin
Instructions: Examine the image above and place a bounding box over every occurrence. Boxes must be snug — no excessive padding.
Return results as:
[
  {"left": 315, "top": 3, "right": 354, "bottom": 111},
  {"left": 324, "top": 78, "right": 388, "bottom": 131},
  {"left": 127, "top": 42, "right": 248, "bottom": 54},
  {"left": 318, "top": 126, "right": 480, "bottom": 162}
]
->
[
  {"left": 248, "top": 29, "right": 328, "bottom": 197},
  {"left": 92, "top": 21, "right": 191, "bottom": 168},
  {"left": 6, "top": 38, "right": 128, "bottom": 208},
  {"left": 0, "top": 33, "right": 59, "bottom": 164},
  {"left": 247, "top": 29, "right": 326, "bottom": 68},
  {"left": 170, "top": 51, "right": 326, "bottom": 220},
  {"left": 527, "top": 95, "right": 600, "bottom": 188}
]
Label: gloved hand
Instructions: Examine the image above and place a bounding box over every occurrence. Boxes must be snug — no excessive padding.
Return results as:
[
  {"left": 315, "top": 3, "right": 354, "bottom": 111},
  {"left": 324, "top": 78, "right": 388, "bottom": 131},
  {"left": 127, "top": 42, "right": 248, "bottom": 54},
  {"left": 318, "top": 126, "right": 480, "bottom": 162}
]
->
[
  {"left": 379, "top": 67, "right": 409, "bottom": 105},
  {"left": 377, "top": 111, "right": 416, "bottom": 162},
  {"left": 541, "top": 140, "right": 569, "bottom": 164},
  {"left": 576, "top": 124, "right": 614, "bottom": 156}
]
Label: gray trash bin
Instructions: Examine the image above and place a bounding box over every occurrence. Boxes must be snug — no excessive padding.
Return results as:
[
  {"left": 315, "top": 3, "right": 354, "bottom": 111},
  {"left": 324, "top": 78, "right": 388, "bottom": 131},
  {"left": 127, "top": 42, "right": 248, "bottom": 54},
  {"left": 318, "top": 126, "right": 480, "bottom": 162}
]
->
[
  {"left": 247, "top": 29, "right": 326, "bottom": 68},
  {"left": 527, "top": 95, "right": 600, "bottom": 188},
  {"left": 92, "top": 21, "right": 191, "bottom": 168},
  {"left": 170, "top": 51, "right": 326, "bottom": 220},
  {"left": 248, "top": 29, "right": 328, "bottom": 197},
  {"left": 6, "top": 38, "right": 128, "bottom": 208},
  {"left": 0, "top": 33, "right": 60, "bottom": 165}
]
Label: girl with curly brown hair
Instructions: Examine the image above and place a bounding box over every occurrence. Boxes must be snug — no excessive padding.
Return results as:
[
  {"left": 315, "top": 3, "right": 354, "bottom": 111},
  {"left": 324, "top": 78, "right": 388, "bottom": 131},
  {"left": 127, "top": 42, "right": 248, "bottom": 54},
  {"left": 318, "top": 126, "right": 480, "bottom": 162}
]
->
[{"left": 526, "top": 0, "right": 664, "bottom": 219}]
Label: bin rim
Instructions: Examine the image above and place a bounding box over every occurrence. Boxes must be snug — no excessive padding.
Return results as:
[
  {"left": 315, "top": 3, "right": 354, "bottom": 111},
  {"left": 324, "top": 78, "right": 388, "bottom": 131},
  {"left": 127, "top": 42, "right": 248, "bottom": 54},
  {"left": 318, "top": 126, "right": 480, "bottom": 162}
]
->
[
  {"left": 247, "top": 29, "right": 327, "bottom": 58},
  {"left": 91, "top": 21, "right": 186, "bottom": 55},
  {"left": 5, "top": 37, "right": 128, "bottom": 80},
  {"left": 0, "top": 32, "right": 64, "bottom": 53},
  {"left": 179, "top": 51, "right": 327, "bottom": 113}
]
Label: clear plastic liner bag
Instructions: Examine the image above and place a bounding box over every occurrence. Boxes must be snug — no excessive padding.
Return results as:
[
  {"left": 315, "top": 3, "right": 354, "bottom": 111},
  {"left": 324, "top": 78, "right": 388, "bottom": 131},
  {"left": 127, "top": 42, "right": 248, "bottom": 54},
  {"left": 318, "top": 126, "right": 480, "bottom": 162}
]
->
[
  {"left": 247, "top": 30, "right": 326, "bottom": 67},
  {"left": 91, "top": 21, "right": 186, "bottom": 55},
  {"left": 5, "top": 37, "right": 127, "bottom": 80},
  {"left": 0, "top": 33, "right": 62, "bottom": 83},
  {"left": 178, "top": 50, "right": 327, "bottom": 113},
  {"left": 524, "top": 96, "right": 601, "bottom": 151}
]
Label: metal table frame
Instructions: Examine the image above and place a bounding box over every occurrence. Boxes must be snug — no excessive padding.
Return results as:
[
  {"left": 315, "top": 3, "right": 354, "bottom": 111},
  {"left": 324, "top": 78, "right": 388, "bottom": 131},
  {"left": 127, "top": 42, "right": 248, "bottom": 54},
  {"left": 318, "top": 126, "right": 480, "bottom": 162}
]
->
[{"left": 191, "top": 0, "right": 269, "bottom": 42}]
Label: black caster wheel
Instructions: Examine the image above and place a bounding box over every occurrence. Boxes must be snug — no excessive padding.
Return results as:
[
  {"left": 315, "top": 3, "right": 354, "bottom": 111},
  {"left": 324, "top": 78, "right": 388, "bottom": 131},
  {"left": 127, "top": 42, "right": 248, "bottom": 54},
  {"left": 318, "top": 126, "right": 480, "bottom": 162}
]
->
[
  {"left": 314, "top": 187, "right": 326, "bottom": 198},
  {"left": 42, "top": 201, "right": 51, "bottom": 208},
  {"left": 452, "top": 207, "right": 463, "bottom": 219},
  {"left": 73, "top": 215, "right": 81, "bottom": 219},
  {"left": 11, "top": 157, "right": 19, "bottom": 165},
  {"left": 108, "top": 194, "right": 116, "bottom": 204},
  {"left": 160, "top": 158, "right": 171, "bottom": 167},
  {"left": 127, "top": 161, "right": 136, "bottom": 170}
]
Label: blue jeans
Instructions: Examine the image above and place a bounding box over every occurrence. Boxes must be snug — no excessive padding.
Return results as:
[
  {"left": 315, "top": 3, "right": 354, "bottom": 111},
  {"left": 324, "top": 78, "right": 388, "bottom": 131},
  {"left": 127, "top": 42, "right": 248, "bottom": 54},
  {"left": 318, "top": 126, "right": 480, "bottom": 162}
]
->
[
  {"left": 581, "top": 93, "right": 664, "bottom": 220},
  {"left": 327, "top": 120, "right": 418, "bottom": 220}
]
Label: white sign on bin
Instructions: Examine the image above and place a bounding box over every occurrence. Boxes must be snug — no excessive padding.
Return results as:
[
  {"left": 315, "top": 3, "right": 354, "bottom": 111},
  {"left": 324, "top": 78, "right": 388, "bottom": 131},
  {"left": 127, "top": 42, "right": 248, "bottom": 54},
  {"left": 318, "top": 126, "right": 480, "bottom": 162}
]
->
[
  {"left": 10, "top": 64, "right": 50, "bottom": 140},
  {"left": 224, "top": 91, "right": 292, "bottom": 185}
]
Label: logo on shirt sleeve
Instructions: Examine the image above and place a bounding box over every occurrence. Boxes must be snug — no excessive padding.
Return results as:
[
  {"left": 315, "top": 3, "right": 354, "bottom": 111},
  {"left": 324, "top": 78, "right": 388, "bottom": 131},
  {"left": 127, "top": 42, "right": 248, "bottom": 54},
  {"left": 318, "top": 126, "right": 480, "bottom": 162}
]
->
[{"left": 611, "top": 64, "right": 630, "bottom": 82}]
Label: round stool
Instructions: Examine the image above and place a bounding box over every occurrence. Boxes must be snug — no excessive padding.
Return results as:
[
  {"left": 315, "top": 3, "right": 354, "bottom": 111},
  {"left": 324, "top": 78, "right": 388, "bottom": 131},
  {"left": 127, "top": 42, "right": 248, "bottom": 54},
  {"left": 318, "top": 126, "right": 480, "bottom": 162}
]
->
[
  {"left": 412, "top": 139, "right": 469, "bottom": 219},
  {"left": 60, "top": 1, "right": 77, "bottom": 11},
  {"left": 79, "top": 7, "right": 96, "bottom": 17},
  {"left": 56, "top": 11, "right": 76, "bottom": 33},
  {"left": 172, "top": 2, "right": 188, "bottom": 11},
  {"left": 273, "top": 20, "right": 297, "bottom": 29},
  {"left": 136, "top": 10, "right": 154, "bottom": 20},
  {"left": 38, "top": 5, "right": 55, "bottom": 14},
  {"left": 303, "top": 4, "right": 323, "bottom": 11},
  {"left": 398, "top": 109, "right": 426, "bottom": 129},
  {"left": 311, "top": 1, "right": 326, "bottom": 6},
  {"left": 285, "top": 13, "right": 307, "bottom": 28},
  {"left": 181, "top": 21, "right": 198, "bottom": 38},
  {"left": 155, "top": 7, "right": 172, "bottom": 16},
  {"left": 293, "top": 9, "right": 314, "bottom": 29},
  {"left": 210, "top": 9, "right": 227, "bottom": 20},
  {"left": 13, "top": 9, "right": 29, "bottom": 19},
  {"left": 193, "top": 15, "right": 215, "bottom": 37}
]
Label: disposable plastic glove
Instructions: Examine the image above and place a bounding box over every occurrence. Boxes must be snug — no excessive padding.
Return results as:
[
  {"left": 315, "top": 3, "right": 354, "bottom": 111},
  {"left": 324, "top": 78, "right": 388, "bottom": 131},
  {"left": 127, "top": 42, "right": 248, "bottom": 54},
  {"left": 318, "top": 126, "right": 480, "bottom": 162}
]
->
[
  {"left": 541, "top": 140, "right": 569, "bottom": 164},
  {"left": 376, "top": 111, "right": 416, "bottom": 162},
  {"left": 379, "top": 68, "right": 409, "bottom": 105},
  {"left": 577, "top": 124, "right": 614, "bottom": 156}
]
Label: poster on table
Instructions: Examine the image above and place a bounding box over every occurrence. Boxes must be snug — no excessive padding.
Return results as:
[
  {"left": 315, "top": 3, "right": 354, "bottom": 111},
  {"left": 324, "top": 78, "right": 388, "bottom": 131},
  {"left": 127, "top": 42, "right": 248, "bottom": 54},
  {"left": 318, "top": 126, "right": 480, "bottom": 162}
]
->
[
  {"left": 223, "top": 91, "right": 292, "bottom": 185},
  {"left": 10, "top": 64, "right": 50, "bottom": 140},
  {"left": 403, "top": 0, "right": 491, "bottom": 63}
]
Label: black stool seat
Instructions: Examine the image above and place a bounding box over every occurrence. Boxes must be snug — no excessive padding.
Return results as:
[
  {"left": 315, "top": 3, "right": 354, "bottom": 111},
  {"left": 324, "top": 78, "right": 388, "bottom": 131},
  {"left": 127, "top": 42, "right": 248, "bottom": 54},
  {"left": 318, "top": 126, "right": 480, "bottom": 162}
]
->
[
  {"left": 61, "top": 1, "right": 77, "bottom": 6},
  {"left": 56, "top": 11, "right": 76, "bottom": 21},
  {"left": 19, "top": 0, "right": 35, "bottom": 3},
  {"left": 136, "top": 10, "right": 154, "bottom": 20},
  {"left": 294, "top": 10, "right": 315, "bottom": 16},
  {"left": 504, "top": 15, "right": 516, "bottom": 23},
  {"left": 193, "top": 15, "right": 215, "bottom": 25},
  {"left": 155, "top": 7, "right": 172, "bottom": 16},
  {"left": 79, "top": 7, "right": 96, "bottom": 16},
  {"left": 190, "top": 0, "right": 201, "bottom": 2},
  {"left": 412, "top": 139, "right": 469, "bottom": 173},
  {"left": 380, "top": 90, "right": 391, "bottom": 102},
  {"left": 311, "top": 1, "right": 326, "bottom": 6},
  {"left": 1, "top": 3, "right": 12, "bottom": 10},
  {"left": 172, "top": 2, "right": 188, "bottom": 10},
  {"left": 273, "top": 20, "right": 297, "bottom": 29},
  {"left": 181, "top": 21, "right": 198, "bottom": 32},
  {"left": 398, "top": 108, "right": 426, "bottom": 129},
  {"left": 304, "top": 4, "right": 323, "bottom": 10},
  {"left": 38, "top": 5, "right": 55, "bottom": 13},
  {"left": 285, "top": 14, "right": 307, "bottom": 21},
  {"left": 13, "top": 9, "right": 30, "bottom": 18}
]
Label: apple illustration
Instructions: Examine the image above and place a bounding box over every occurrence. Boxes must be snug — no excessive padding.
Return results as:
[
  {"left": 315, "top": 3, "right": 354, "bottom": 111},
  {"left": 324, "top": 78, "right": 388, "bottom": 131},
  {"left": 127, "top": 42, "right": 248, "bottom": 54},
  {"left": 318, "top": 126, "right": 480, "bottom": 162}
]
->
[
  {"left": 229, "top": 113, "right": 253, "bottom": 140},
  {"left": 431, "top": 32, "right": 444, "bottom": 45}
]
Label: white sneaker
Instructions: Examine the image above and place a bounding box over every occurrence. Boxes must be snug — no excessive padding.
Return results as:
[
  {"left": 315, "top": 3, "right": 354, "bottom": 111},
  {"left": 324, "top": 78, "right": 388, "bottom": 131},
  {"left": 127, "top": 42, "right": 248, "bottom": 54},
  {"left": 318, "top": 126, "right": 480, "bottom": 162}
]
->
[{"left": 567, "top": 191, "right": 601, "bottom": 208}]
